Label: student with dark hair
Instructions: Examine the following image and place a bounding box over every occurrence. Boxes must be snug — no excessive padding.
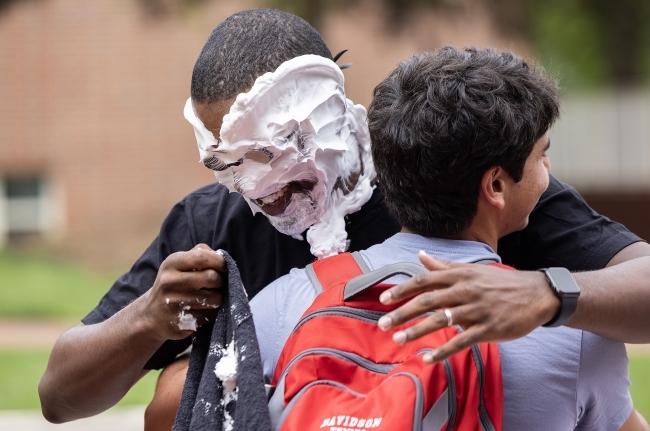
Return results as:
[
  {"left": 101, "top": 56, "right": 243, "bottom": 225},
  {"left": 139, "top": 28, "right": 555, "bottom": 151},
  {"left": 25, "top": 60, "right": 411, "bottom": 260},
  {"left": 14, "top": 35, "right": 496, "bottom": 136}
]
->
[
  {"left": 39, "top": 8, "right": 650, "bottom": 429},
  {"left": 250, "top": 47, "right": 647, "bottom": 430},
  {"left": 369, "top": 47, "right": 559, "bottom": 240}
]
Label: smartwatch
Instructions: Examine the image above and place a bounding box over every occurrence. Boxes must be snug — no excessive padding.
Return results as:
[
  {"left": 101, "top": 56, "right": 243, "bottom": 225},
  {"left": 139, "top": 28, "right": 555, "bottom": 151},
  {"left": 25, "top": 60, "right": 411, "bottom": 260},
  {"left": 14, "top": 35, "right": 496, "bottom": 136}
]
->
[{"left": 538, "top": 267, "right": 580, "bottom": 327}]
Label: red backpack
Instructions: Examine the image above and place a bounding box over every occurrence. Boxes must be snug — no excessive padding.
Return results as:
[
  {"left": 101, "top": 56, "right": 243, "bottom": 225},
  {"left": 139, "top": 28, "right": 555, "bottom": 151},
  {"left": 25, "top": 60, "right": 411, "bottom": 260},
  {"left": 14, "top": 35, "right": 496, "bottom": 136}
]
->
[{"left": 268, "top": 252, "right": 505, "bottom": 431}]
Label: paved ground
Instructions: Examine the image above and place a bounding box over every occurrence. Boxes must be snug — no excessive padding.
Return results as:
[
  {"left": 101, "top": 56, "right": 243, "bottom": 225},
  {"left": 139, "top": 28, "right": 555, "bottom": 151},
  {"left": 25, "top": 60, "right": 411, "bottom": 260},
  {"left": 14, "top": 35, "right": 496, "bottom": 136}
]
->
[
  {"left": 626, "top": 343, "right": 650, "bottom": 355},
  {"left": 0, "top": 319, "right": 147, "bottom": 430},
  {"left": 0, "top": 407, "right": 145, "bottom": 431},
  {"left": 0, "top": 319, "right": 74, "bottom": 348}
]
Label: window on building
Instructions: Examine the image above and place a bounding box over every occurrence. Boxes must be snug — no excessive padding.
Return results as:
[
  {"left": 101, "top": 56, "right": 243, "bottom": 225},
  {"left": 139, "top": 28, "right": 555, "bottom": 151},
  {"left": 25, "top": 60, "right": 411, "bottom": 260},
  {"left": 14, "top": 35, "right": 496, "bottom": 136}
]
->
[{"left": 0, "top": 176, "right": 49, "bottom": 245}]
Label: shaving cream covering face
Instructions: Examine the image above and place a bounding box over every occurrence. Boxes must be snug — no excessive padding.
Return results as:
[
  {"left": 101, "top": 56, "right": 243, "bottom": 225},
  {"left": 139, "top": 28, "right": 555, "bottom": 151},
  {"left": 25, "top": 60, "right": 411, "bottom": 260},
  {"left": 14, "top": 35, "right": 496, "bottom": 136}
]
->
[{"left": 184, "top": 54, "right": 376, "bottom": 258}]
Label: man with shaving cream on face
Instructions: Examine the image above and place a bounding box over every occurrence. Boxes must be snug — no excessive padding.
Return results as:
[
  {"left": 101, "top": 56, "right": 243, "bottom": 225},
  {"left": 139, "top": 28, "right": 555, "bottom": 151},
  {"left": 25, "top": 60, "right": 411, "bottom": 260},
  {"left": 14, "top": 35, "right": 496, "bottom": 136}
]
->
[
  {"left": 39, "top": 8, "right": 650, "bottom": 430},
  {"left": 184, "top": 54, "right": 376, "bottom": 259},
  {"left": 39, "top": 9, "right": 398, "bottom": 429}
]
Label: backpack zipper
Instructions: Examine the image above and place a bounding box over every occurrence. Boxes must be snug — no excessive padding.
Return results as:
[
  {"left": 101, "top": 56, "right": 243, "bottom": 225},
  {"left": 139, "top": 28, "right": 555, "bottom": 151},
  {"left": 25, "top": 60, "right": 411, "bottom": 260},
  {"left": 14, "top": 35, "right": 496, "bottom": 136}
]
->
[
  {"left": 293, "top": 307, "right": 437, "bottom": 336},
  {"left": 293, "top": 307, "right": 385, "bottom": 333},
  {"left": 443, "top": 358, "right": 457, "bottom": 431},
  {"left": 470, "top": 343, "right": 497, "bottom": 431},
  {"left": 276, "top": 373, "right": 425, "bottom": 431},
  {"left": 401, "top": 372, "right": 425, "bottom": 431},
  {"left": 278, "top": 347, "right": 398, "bottom": 384},
  {"left": 449, "top": 326, "right": 496, "bottom": 431},
  {"left": 416, "top": 349, "right": 457, "bottom": 431}
]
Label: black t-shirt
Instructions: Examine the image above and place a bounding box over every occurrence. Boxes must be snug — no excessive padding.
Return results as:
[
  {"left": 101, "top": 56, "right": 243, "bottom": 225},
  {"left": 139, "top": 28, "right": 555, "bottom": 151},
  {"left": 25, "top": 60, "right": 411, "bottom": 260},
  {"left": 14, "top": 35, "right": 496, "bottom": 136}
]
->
[
  {"left": 497, "top": 175, "right": 642, "bottom": 270},
  {"left": 82, "top": 184, "right": 401, "bottom": 369},
  {"left": 82, "top": 175, "right": 642, "bottom": 369}
]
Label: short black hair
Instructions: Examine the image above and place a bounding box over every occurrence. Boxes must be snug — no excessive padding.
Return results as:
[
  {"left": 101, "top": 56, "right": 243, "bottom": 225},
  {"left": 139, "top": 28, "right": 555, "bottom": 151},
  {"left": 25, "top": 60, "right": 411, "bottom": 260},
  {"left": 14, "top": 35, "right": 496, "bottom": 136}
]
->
[
  {"left": 191, "top": 8, "right": 333, "bottom": 104},
  {"left": 368, "top": 47, "right": 560, "bottom": 237}
]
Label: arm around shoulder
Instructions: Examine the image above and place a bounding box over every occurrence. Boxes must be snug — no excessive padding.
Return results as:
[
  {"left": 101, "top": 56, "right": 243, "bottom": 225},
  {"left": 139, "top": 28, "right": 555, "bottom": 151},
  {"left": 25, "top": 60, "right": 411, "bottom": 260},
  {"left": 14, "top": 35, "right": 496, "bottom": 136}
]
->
[{"left": 508, "top": 176, "right": 650, "bottom": 342}]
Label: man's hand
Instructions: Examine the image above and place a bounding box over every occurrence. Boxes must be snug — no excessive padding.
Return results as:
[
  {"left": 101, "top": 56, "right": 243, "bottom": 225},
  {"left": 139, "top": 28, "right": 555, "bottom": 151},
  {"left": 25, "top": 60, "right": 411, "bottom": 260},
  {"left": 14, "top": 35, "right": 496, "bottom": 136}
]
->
[
  {"left": 141, "top": 243, "right": 225, "bottom": 342},
  {"left": 376, "top": 250, "right": 560, "bottom": 363},
  {"left": 39, "top": 243, "right": 226, "bottom": 423}
]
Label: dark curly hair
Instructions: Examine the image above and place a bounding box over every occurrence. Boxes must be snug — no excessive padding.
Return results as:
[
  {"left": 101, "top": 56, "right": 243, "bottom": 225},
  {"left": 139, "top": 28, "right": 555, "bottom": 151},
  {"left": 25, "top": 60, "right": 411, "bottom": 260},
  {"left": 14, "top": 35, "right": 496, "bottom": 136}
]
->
[
  {"left": 368, "top": 47, "right": 560, "bottom": 237},
  {"left": 191, "top": 8, "right": 333, "bottom": 104}
]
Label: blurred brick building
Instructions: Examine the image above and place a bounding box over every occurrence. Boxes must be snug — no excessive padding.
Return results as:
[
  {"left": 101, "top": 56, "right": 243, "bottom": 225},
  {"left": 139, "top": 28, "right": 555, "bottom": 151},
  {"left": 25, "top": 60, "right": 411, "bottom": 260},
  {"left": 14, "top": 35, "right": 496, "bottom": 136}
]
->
[
  {"left": 0, "top": 0, "right": 222, "bottom": 266},
  {"left": 1, "top": 0, "right": 648, "bottom": 269},
  {"left": 0, "top": 0, "right": 522, "bottom": 267}
]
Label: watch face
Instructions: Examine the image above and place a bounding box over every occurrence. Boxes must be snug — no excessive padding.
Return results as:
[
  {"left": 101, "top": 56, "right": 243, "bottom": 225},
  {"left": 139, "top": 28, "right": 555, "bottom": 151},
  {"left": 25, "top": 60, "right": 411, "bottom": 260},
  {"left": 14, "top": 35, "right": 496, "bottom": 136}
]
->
[{"left": 547, "top": 268, "right": 581, "bottom": 295}]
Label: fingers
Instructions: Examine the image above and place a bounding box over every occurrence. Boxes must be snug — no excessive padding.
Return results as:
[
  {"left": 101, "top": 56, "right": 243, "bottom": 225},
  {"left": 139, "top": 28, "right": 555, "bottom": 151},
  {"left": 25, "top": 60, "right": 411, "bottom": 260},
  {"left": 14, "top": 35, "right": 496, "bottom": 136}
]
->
[
  {"left": 378, "top": 284, "right": 474, "bottom": 331},
  {"left": 417, "top": 251, "right": 451, "bottom": 271},
  {"left": 165, "top": 294, "right": 222, "bottom": 333},
  {"left": 158, "top": 244, "right": 227, "bottom": 292},
  {"left": 180, "top": 308, "right": 219, "bottom": 327},
  {"left": 389, "top": 305, "right": 471, "bottom": 344},
  {"left": 167, "top": 308, "right": 219, "bottom": 335},
  {"left": 142, "top": 245, "right": 232, "bottom": 340},
  {"left": 422, "top": 326, "right": 487, "bottom": 364},
  {"left": 158, "top": 267, "right": 225, "bottom": 292},
  {"left": 379, "top": 266, "right": 474, "bottom": 306},
  {"left": 375, "top": 262, "right": 552, "bottom": 364},
  {"left": 163, "top": 289, "right": 223, "bottom": 310},
  {"left": 384, "top": 304, "right": 490, "bottom": 365},
  {"left": 163, "top": 244, "right": 227, "bottom": 273}
]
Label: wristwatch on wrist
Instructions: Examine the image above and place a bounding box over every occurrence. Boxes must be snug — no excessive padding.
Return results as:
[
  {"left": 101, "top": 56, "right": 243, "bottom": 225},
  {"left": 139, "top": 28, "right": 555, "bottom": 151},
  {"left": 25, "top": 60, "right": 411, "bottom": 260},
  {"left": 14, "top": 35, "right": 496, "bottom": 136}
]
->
[{"left": 538, "top": 267, "right": 581, "bottom": 328}]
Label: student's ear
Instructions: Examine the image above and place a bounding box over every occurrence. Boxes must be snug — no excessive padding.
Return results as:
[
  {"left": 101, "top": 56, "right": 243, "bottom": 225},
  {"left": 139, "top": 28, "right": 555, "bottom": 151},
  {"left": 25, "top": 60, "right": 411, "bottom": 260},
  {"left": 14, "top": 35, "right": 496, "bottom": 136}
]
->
[{"left": 480, "top": 167, "right": 506, "bottom": 210}]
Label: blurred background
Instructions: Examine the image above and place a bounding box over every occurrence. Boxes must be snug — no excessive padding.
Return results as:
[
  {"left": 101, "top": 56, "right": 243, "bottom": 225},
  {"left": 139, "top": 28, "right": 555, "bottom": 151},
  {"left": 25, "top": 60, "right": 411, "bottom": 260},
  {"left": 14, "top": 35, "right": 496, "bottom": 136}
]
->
[{"left": 1, "top": 0, "right": 649, "bottom": 428}]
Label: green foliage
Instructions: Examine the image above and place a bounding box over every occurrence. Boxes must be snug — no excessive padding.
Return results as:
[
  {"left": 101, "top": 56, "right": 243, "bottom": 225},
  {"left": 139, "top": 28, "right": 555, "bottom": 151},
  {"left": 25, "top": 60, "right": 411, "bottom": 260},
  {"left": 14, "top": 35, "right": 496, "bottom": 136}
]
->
[
  {"left": 266, "top": 0, "right": 328, "bottom": 28},
  {"left": 263, "top": 0, "right": 650, "bottom": 89},
  {"left": 0, "top": 349, "right": 159, "bottom": 410},
  {"left": 0, "top": 349, "right": 49, "bottom": 410},
  {"left": 630, "top": 354, "right": 650, "bottom": 419},
  {"left": 528, "top": 0, "right": 608, "bottom": 90},
  {"left": 525, "top": 0, "right": 650, "bottom": 89},
  {"left": 0, "top": 250, "right": 118, "bottom": 319}
]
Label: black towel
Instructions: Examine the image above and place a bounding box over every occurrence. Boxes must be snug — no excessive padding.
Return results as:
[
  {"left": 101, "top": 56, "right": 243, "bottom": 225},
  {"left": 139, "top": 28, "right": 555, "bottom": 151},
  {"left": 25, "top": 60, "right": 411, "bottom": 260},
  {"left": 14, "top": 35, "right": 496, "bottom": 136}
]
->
[{"left": 173, "top": 251, "right": 272, "bottom": 431}]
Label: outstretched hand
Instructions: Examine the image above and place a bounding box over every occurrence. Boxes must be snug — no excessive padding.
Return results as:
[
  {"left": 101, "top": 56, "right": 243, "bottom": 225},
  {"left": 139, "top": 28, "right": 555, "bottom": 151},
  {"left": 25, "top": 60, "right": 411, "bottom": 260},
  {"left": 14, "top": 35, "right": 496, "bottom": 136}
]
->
[
  {"left": 141, "top": 243, "right": 226, "bottom": 342},
  {"left": 376, "top": 251, "right": 561, "bottom": 363}
]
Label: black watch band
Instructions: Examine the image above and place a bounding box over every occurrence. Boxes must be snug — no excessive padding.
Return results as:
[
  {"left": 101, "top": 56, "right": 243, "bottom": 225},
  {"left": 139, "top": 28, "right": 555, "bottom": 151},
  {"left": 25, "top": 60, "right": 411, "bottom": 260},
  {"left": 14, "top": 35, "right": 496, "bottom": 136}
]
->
[{"left": 538, "top": 267, "right": 580, "bottom": 328}]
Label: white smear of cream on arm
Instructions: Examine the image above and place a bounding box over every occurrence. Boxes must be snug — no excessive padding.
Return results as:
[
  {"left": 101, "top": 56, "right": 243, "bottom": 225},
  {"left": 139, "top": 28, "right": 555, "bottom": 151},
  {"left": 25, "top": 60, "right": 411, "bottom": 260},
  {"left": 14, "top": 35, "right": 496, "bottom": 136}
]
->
[{"left": 177, "top": 306, "right": 197, "bottom": 331}]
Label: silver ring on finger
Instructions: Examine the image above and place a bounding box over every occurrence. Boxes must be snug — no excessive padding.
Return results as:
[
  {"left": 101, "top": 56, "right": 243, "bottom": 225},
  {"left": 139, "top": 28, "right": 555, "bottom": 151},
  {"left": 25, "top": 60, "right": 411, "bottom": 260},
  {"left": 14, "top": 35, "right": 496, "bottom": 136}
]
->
[{"left": 444, "top": 308, "right": 453, "bottom": 327}]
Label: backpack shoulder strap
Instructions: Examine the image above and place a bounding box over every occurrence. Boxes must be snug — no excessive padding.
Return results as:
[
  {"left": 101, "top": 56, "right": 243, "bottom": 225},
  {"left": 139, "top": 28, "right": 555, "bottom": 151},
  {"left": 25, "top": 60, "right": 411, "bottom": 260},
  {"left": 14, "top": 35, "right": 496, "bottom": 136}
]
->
[
  {"left": 304, "top": 252, "right": 366, "bottom": 295},
  {"left": 350, "top": 251, "right": 371, "bottom": 273},
  {"left": 473, "top": 259, "right": 498, "bottom": 265},
  {"left": 489, "top": 262, "right": 516, "bottom": 271}
]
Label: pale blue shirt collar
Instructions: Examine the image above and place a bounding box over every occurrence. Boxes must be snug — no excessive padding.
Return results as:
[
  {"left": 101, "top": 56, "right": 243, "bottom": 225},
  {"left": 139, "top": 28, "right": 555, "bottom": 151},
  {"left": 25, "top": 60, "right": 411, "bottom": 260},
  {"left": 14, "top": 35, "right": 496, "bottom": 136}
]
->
[{"left": 360, "top": 232, "right": 501, "bottom": 273}]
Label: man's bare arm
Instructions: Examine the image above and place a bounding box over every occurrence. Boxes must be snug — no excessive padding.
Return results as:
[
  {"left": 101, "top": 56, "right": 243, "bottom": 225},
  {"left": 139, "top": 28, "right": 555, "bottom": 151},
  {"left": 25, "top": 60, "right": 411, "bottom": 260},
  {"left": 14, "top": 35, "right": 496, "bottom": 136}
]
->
[
  {"left": 571, "top": 241, "right": 650, "bottom": 343},
  {"left": 619, "top": 409, "right": 650, "bottom": 431},
  {"left": 39, "top": 312, "right": 161, "bottom": 423},
  {"left": 376, "top": 241, "right": 650, "bottom": 363},
  {"left": 38, "top": 244, "right": 224, "bottom": 423}
]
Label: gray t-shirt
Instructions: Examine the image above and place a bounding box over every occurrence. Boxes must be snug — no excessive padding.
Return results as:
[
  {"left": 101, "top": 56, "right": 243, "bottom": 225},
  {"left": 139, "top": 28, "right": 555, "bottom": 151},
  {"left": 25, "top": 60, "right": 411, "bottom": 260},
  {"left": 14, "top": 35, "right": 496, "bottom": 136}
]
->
[{"left": 250, "top": 233, "right": 633, "bottom": 431}]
